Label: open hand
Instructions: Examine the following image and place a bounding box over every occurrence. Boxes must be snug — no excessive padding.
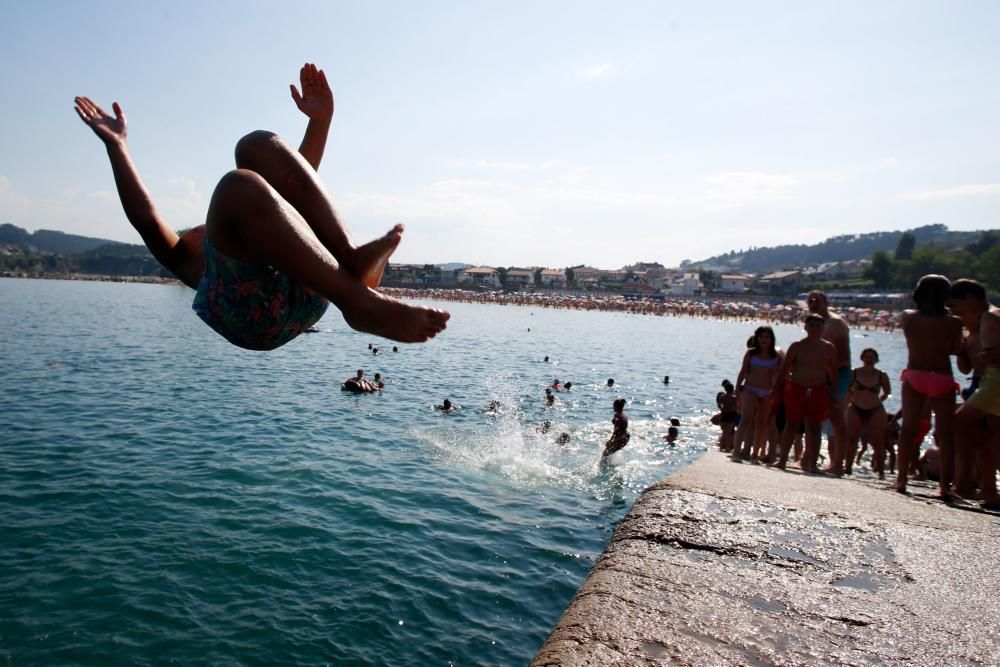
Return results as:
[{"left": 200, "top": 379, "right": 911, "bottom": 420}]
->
[
  {"left": 290, "top": 63, "right": 333, "bottom": 122},
  {"left": 74, "top": 97, "right": 127, "bottom": 145}
]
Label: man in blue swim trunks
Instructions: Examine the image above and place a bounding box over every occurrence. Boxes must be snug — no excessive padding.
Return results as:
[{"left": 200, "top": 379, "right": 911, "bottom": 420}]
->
[
  {"left": 808, "top": 290, "right": 851, "bottom": 475},
  {"left": 75, "top": 63, "right": 449, "bottom": 351}
]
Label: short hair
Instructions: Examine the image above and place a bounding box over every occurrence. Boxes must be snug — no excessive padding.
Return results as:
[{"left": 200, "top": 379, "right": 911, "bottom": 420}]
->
[
  {"left": 613, "top": 398, "right": 626, "bottom": 411},
  {"left": 860, "top": 347, "right": 879, "bottom": 362},
  {"left": 950, "top": 278, "right": 986, "bottom": 302},
  {"left": 805, "top": 313, "right": 825, "bottom": 326}
]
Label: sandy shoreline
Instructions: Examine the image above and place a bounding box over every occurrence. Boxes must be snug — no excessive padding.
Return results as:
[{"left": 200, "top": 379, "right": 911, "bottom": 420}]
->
[{"left": 383, "top": 287, "right": 902, "bottom": 332}]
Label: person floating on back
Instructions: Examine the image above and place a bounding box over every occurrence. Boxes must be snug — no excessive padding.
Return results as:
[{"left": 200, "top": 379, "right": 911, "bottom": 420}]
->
[{"left": 74, "top": 63, "right": 449, "bottom": 351}]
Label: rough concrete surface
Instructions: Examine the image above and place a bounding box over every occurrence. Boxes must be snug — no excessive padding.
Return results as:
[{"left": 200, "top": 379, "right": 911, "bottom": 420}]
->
[{"left": 532, "top": 451, "right": 1000, "bottom": 666}]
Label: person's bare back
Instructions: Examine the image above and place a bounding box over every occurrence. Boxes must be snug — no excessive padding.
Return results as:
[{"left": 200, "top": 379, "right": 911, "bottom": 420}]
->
[{"left": 901, "top": 310, "right": 964, "bottom": 373}]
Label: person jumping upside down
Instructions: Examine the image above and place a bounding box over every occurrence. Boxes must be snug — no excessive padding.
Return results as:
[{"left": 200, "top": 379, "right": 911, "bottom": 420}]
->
[{"left": 75, "top": 63, "right": 449, "bottom": 351}]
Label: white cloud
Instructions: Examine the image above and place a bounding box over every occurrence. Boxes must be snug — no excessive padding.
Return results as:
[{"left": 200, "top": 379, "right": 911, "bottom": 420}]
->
[
  {"left": 901, "top": 183, "right": 1000, "bottom": 201},
  {"left": 583, "top": 64, "right": 611, "bottom": 80},
  {"left": 702, "top": 171, "right": 800, "bottom": 210}
]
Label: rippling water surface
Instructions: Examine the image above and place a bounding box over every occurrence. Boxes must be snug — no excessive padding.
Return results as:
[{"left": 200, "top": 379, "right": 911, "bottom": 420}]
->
[{"left": 0, "top": 278, "right": 910, "bottom": 665}]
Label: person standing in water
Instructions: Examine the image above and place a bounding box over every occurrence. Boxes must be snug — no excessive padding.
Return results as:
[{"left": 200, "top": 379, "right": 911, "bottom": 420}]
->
[
  {"left": 75, "top": 63, "right": 448, "bottom": 351},
  {"left": 602, "top": 398, "right": 630, "bottom": 458}
]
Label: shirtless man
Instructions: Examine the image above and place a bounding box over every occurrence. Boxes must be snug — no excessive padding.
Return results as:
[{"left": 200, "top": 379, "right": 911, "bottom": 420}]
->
[
  {"left": 949, "top": 279, "right": 1000, "bottom": 508},
  {"left": 807, "top": 291, "right": 850, "bottom": 475},
  {"left": 75, "top": 63, "right": 448, "bottom": 351},
  {"left": 773, "top": 314, "right": 838, "bottom": 472},
  {"left": 896, "top": 275, "right": 964, "bottom": 496},
  {"left": 341, "top": 369, "right": 379, "bottom": 393}
]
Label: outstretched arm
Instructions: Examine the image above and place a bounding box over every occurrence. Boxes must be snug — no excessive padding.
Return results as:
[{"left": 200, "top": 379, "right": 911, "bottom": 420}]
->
[
  {"left": 290, "top": 63, "right": 334, "bottom": 171},
  {"left": 73, "top": 97, "right": 201, "bottom": 288}
]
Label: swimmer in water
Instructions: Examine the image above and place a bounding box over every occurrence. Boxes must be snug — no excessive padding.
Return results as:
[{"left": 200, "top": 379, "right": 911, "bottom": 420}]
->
[
  {"left": 436, "top": 399, "right": 454, "bottom": 412},
  {"left": 342, "top": 369, "right": 379, "bottom": 393},
  {"left": 602, "top": 398, "right": 630, "bottom": 457},
  {"left": 75, "top": 63, "right": 449, "bottom": 351}
]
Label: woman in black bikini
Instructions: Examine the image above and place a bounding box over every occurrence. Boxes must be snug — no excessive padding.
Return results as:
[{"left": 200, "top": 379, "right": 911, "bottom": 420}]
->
[{"left": 845, "top": 347, "right": 892, "bottom": 477}]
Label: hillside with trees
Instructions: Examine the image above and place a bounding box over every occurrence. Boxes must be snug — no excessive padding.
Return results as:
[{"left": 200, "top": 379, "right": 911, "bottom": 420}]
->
[{"left": 683, "top": 224, "right": 980, "bottom": 273}]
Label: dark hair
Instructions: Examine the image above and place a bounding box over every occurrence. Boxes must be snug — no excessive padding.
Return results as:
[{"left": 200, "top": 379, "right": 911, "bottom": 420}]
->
[
  {"left": 746, "top": 335, "right": 755, "bottom": 349},
  {"left": 668, "top": 426, "right": 679, "bottom": 437},
  {"left": 913, "top": 274, "right": 951, "bottom": 316},
  {"left": 950, "top": 278, "right": 987, "bottom": 302},
  {"left": 860, "top": 347, "right": 879, "bottom": 363},
  {"left": 752, "top": 326, "right": 777, "bottom": 358},
  {"left": 613, "top": 398, "right": 626, "bottom": 411},
  {"left": 805, "top": 313, "right": 824, "bottom": 326},
  {"left": 722, "top": 379, "right": 734, "bottom": 391}
]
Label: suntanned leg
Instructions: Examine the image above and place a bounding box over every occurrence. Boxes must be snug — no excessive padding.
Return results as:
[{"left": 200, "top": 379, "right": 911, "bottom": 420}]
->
[
  {"left": 980, "top": 417, "right": 1000, "bottom": 506},
  {"left": 824, "top": 404, "right": 847, "bottom": 475},
  {"left": 868, "top": 408, "right": 887, "bottom": 480},
  {"left": 844, "top": 407, "right": 862, "bottom": 475},
  {"left": 206, "top": 169, "right": 448, "bottom": 342},
  {"left": 930, "top": 393, "right": 957, "bottom": 499},
  {"left": 954, "top": 403, "right": 986, "bottom": 497},
  {"left": 734, "top": 393, "right": 758, "bottom": 461},
  {"left": 234, "top": 130, "right": 398, "bottom": 287},
  {"left": 895, "top": 383, "right": 926, "bottom": 494},
  {"left": 804, "top": 421, "right": 822, "bottom": 473}
]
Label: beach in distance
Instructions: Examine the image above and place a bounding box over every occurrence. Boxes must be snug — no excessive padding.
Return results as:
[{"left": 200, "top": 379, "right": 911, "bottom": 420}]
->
[{"left": 0, "top": 278, "right": 916, "bottom": 665}]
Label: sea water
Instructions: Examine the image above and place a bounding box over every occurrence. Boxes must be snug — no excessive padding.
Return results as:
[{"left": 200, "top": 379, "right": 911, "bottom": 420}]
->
[{"left": 0, "top": 278, "right": 912, "bottom": 665}]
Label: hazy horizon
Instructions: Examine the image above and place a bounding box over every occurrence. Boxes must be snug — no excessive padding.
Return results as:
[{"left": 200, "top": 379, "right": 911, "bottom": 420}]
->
[{"left": 2, "top": 1, "right": 998, "bottom": 269}]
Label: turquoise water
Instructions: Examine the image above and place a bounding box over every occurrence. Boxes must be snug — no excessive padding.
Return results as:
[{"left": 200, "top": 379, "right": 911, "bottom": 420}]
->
[{"left": 0, "top": 278, "right": 910, "bottom": 665}]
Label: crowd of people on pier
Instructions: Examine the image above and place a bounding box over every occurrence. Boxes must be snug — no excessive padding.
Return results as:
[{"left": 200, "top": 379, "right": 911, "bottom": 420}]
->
[{"left": 711, "top": 279, "right": 1000, "bottom": 510}]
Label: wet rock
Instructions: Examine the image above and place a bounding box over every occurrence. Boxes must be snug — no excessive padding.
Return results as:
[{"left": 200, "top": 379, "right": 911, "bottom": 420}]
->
[{"left": 532, "top": 451, "right": 1000, "bottom": 666}]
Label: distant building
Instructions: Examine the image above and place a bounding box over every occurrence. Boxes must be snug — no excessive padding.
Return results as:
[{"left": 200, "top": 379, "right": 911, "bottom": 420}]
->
[
  {"left": 757, "top": 270, "right": 801, "bottom": 296},
  {"left": 669, "top": 272, "right": 702, "bottom": 297},
  {"left": 572, "top": 266, "right": 601, "bottom": 286},
  {"left": 539, "top": 269, "right": 567, "bottom": 289},
  {"left": 457, "top": 266, "right": 501, "bottom": 287},
  {"left": 505, "top": 268, "right": 535, "bottom": 289},
  {"left": 720, "top": 274, "right": 751, "bottom": 294}
]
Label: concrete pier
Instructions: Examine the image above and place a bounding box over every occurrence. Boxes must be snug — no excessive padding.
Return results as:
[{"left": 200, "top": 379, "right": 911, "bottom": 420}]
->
[{"left": 532, "top": 450, "right": 1000, "bottom": 666}]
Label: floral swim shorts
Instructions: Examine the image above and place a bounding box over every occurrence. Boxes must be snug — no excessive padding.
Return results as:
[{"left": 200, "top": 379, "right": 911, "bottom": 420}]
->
[{"left": 192, "top": 238, "right": 328, "bottom": 351}]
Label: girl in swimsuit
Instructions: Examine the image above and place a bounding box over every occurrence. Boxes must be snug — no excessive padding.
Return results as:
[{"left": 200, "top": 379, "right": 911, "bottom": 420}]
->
[
  {"left": 733, "top": 326, "right": 784, "bottom": 464},
  {"left": 845, "top": 347, "right": 891, "bottom": 478},
  {"left": 896, "top": 275, "right": 964, "bottom": 496}
]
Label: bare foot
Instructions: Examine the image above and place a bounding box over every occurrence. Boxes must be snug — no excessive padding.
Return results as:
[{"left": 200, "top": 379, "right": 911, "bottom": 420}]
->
[
  {"left": 342, "top": 286, "right": 449, "bottom": 343},
  {"left": 350, "top": 224, "right": 403, "bottom": 288},
  {"left": 890, "top": 481, "right": 908, "bottom": 494}
]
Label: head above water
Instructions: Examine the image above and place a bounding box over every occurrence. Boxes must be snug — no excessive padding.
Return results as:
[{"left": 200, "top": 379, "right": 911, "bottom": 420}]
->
[
  {"left": 607, "top": 378, "right": 615, "bottom": 387},
  {"left": 912, "top": 274, "right": 951, "bottom": 316},
  {"left": 356, "top": 369, "right": 365, "bottom": 378}
]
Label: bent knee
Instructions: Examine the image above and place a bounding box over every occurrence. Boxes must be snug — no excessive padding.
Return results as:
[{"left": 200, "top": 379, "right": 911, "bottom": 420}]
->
[
  {"left": 234, "top": 130, "right": 284, "bottom": 166},
  {"left": 209, "top": 169, "right": 272, "bottom": 218}
]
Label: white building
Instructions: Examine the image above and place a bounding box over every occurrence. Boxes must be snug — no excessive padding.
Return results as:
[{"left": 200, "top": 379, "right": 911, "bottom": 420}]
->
[
  {"left": 720, "top": 274, "right": 751, "bottom": 294},
  {"left": 457, "top": 266, "right": 501, "bottom": 287},
  {"left": 539, "top": 269, "right": 567, "bottom": 288},
  {"left": 669, "top": 272, "right": 702, "bottom": 297}
]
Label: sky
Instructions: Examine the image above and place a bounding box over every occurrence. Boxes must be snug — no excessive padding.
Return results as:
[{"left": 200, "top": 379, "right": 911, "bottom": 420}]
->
[{"left": 1, "top": 1, "right": 999, "bottom": 269}]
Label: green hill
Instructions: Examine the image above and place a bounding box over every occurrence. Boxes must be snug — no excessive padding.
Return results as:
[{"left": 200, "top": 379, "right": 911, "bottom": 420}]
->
[{"left": 682, "top": 224, "right": 985, "bottom": 273}]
